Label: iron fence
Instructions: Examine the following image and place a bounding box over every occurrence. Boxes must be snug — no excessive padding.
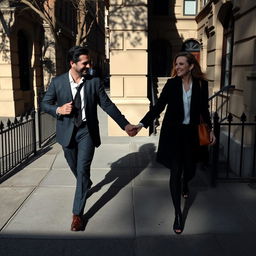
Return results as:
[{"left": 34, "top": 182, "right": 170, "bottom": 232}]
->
[
  {"left": 0, "top": 111, "right": 36, "bottom": 178},
  {"left": 210, "top": 112, "right": 256, "bottom": 185},
  {"left": 38, "top": 106, "right": 56, "bottom": 148},
  {"left": 209, "top": 84, "right": 235, "bottom": 122},
  {"left": 207, "top": 85, "right": 256, "bottom": 185},
  {"left": 0, "top": 108, "right": 56, "bottom": 180}
]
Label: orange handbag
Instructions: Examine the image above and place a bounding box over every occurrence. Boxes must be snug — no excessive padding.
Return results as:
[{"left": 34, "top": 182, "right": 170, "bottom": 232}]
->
[
  {"left": 198, "top": 117, "right": 211, "bottom": 146},
  {"left": 198, "top": 80, "right": 211, "bottom": 146}
]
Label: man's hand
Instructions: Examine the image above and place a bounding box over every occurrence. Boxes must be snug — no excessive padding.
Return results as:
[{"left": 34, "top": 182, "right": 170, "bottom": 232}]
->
[
  {"left": 57, "top": 101, "right": 73, "bottom": 115},
  {"left": 125, "top": 124, "right": 139, "bottom": 137},
  {"left": 134, "top": 124, "right": 143, "bottom": 133},
  {"left": 124, "top": 124, "right": 143, "bottom": 137}
]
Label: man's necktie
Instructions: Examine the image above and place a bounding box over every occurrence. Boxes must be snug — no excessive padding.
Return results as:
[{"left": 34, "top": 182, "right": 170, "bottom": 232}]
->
[{"left": 73, "top": 83, "right": 84, "bottom": 127}]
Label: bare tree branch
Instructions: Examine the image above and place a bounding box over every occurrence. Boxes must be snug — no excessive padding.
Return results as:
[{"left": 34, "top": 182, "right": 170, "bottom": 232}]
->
[
  {"left": 14, "top": 0, "right": 101, "bottom": 45},
  {"left": 19, "top": 0, "right": 49, "bottom": 22},
  {"left": 19, "top": 0, "right": 57, "bottom": 42},
  {"left": 80, "top": 18, "right": 95, "bottom": 43},
  {"left": 72, "top": 0, "right": 100, "bottom": 45}
]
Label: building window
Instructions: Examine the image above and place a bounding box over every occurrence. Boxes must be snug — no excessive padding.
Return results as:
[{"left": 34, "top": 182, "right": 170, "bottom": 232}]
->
[
  {"left": 184, "top": 0, "right": 197, "bottom": 16},
  {"left": 182, "top": 39, "right": 200, "bottom": 52},
  {"left": 221, "top": 17, "right": 234, "bottom": 88}
]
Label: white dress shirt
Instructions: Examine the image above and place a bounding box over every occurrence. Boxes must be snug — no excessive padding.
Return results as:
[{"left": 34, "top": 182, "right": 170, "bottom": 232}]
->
[
  {"left": 182, "top": 81, "right": 192, "bottom": 124},
  {"left": 69, "top": 72, "right": 86, "bottom": 121}
]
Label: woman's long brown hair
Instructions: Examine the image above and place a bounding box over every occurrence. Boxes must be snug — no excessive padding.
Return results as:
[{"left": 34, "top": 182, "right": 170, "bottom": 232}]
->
[{"left": 171, "top": 52, "right": 205, "bottom": 79}]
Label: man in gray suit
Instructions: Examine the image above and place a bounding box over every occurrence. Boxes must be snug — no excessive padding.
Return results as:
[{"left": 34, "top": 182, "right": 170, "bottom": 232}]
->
[{"left": 42, "top": 46, "right": 137, "bottom": 231}]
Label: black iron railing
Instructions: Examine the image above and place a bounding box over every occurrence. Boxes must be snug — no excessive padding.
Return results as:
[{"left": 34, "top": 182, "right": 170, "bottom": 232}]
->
[
  {"left": 0, "top": 111, "right": 36, "bottom": 178},
  {"left": 0, "top": 108, "right": 56, "bottom": 180},
  {"left": 208, "top": 84, "right": 256, "bottom": 185},
  {"left": 37, "top": 89, "right": 56, "bottom": 148},
  {"left": 209, "top": 84, "right": 235, "bottom": 122},
  {"left": 210, "top": 112, "right": 256, "bottom": 185},
  {"left": 38, "top": 106, "right": 56, "bottom": 148}
]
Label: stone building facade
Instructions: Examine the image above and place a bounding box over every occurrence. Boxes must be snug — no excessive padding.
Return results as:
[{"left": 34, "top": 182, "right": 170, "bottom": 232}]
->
[
  {"left": 196, "top": 0, "right": 256, "bottom": 174},
  {"left": 108, "top": 0, "right": 256, "bottom": 138},
  {"left": 0, "top": 0, "right": 44, "bottom": 116},
  {"left": 0, "top": 0, "right": 107, "bottom": 117},
  {"left": 2, "top": 0, "right": 255, "bottom": 141},
  {"left": 0, "top": 0, "right": 75, "bottom": 117},
  {"left": 197, "top": 0, "right": 256, "bottom": 123},
  {"left": 108, "top": 0, "right": 202, "bottom": 135}
]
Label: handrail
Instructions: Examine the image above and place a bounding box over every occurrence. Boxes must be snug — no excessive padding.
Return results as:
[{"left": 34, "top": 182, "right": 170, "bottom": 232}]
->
[
  {"left": 208, "top": 84, "right": 235, "bottom": 123},
  {"left": 208, "top": 84, "right": 235, "bottom": 101}
]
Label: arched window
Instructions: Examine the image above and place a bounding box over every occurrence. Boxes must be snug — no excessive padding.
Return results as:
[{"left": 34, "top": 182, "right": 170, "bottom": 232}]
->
[
  {"left": 182, "top": 39, "right": 200, "bottom": 62},
  {"left": 17, "top": 30, "right": 31, "bottom": 91}
]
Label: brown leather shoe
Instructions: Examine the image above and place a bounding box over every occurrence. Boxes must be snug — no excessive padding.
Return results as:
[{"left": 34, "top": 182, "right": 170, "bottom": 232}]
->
[{"left": 71, "top": 215, "right": 84, "bottom": 231}]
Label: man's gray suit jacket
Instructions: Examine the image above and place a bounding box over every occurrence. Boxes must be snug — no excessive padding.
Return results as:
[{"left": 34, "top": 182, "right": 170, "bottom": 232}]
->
[{"left": 41, "top": 72, "right": 129, "bottom": 147}]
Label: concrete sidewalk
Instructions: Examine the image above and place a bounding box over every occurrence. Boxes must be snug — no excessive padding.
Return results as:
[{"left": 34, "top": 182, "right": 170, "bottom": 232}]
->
[{"left": 1, "top": 108, "right": 256, "bottom": 256}]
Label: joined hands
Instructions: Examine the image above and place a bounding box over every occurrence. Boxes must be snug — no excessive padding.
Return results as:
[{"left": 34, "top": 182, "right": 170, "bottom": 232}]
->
[
  {"left": 124, "top": 124, "right": 143, "bottom": 137},
  {"left": 57, "top": 103, "right": 144, "bottom": 137}
]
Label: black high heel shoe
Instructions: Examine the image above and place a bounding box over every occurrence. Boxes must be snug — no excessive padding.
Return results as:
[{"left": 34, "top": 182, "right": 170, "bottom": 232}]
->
[{"left": 173, "top": 214, "right": 183, "bottom": 235}]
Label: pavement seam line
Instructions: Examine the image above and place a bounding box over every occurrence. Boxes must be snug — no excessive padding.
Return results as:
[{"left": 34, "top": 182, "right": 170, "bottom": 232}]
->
[
  {"left": 36, "top": 152, "right": 59, "bottom": 187},
  {"left": 0, "top": 185, "right": 38, "bottom": 232},
  {"left": 0, "top": 152, "right": 59, "bottom": 232},
  {"left": 131, "top": 176, "right": 138, "bottom": 256},
  {"left": 129, "top": 142, "right": 138, "bottom": 256}
]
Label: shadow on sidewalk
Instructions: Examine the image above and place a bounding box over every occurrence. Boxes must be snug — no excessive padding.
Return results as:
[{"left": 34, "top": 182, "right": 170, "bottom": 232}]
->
[
  {"left": 0, "top": 139, "right": 56, "bottom": 184},
  {"left": 84, "top": 143, "right": 157, "bottom": 221},
  {"left": 182, "top": 166, "right": 211, "bottom": 227},
  {"left": 83, "top": 143, "right": 211, "bottom": 230}
]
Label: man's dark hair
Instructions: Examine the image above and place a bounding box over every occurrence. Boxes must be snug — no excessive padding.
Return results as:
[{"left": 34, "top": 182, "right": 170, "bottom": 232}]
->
[{"left": 67, "top": 46, "right": 89, "bottom": 64}]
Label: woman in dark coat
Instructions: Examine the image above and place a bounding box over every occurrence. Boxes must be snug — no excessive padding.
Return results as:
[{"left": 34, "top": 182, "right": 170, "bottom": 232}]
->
[{"left": 136, "top": 52, "right": 216, "bottom": 234}]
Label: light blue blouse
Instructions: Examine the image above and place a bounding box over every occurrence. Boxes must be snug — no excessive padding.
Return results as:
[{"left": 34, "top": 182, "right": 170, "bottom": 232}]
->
[{"left": 182, "top": 81, "right": 193, "bottom": 124}]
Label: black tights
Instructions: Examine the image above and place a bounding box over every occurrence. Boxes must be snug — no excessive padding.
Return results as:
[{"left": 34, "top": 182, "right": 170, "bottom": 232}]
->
[
  {"left": 169, "top": 125, "right": 197, "bottom": 215},
  {"left": 169, "top": 164, "right": 183, "bottom": 215},
  {"left": 169, "top": 161, "right": 196, "bottom": 215}
]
